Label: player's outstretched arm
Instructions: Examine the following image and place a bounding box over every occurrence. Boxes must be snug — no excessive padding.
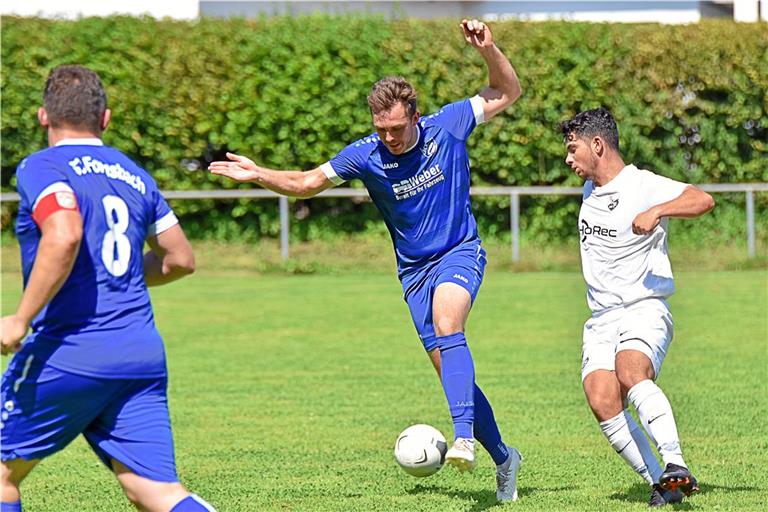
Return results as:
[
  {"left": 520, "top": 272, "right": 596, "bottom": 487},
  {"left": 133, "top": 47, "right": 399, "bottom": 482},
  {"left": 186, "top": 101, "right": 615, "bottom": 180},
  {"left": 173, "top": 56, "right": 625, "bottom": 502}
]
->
[
  {"left": 1, "top": 210, "right": 82, "bottom": 355},
  {"left": 209, "top": 152, "right": 334, "bottom": 199},
  {"left": 144, "top": 224, "right": 195, "bottom": 287},
  {"left": 632, "top": 185, "right": 715, "bottom": 235},
  {"left": 460, "top": 19, "right": 522, "bottom": 121}
]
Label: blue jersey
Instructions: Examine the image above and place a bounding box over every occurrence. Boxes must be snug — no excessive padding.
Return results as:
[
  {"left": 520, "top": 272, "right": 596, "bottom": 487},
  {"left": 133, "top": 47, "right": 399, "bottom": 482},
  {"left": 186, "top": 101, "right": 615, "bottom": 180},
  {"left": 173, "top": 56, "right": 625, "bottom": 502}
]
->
[
  {"left": 14, "top": 139, "right": 178, "bottom": 379},
  {"left": 321, "top": 97, "right": 484, "bottom": 276}
]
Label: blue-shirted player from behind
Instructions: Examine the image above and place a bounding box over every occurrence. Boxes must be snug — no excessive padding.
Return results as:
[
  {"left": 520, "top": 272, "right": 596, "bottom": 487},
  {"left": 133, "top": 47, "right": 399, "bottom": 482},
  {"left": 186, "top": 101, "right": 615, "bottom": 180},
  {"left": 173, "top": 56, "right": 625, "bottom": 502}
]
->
[
  {"left": 0, "top": 66, "right": 216, "bottom": 512},
  {"left": 210, "top": 19, "right": 523, "bottom": 501}
]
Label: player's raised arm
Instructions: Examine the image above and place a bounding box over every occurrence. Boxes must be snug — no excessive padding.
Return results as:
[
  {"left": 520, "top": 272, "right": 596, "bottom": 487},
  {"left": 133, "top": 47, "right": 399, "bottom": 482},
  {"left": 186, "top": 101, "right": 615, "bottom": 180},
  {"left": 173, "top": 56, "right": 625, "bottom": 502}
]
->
[
  {"left": 1, "top": 209, "right": 83, "bottom": 355},
  {"left": 460, "top": 19, "right": 521, "bottom": 121},
  {"left": 632, "top": 185, "right": 715, "bottom": 235},
  {"left": 209, "top": 152, "right": 335, "bottom": 199}
]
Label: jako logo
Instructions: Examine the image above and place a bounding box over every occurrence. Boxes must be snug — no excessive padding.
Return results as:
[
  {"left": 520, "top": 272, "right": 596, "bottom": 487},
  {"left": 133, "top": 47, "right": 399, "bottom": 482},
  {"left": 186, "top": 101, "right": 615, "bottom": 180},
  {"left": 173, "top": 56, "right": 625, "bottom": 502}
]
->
[
  {"left": 580, "top": 219, "right": 618, "bottom": 242},
  {"left": 421, "top": 139, "right": 437, "bottom": 157},
  {"left": 383, "top": 162, "right": 399, "bottom": 169},
  {"left": 453, "top": 273, "right": 469, "bottom": 284},
  {"left": 608, "top": 196, "right": 619, "bottom": 211}
]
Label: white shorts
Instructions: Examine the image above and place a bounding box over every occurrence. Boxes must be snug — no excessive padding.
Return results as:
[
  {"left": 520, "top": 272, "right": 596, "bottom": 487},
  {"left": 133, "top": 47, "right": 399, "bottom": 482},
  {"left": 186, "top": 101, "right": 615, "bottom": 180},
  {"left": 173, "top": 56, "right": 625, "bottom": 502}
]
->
[{"left": 581, "top": 297, "right": 674, "bottom": 381}]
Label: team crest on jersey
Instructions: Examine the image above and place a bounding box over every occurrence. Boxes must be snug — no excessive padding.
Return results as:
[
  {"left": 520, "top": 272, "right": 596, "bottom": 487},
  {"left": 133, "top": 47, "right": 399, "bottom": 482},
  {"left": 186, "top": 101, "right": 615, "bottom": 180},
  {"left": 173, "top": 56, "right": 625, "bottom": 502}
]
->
[
  {"left": 421, "top": 139, "right": 438, "bottom": 158},
  {"left": 608, "top": 196, "right": 619, "bottom": 211}
]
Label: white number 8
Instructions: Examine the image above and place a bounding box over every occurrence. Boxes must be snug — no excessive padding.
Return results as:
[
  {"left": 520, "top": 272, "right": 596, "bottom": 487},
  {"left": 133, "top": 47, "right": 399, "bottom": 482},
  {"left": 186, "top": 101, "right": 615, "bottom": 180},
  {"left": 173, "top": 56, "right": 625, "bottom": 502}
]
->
[{"left": 101, "top": 195, "right": 131, "bottom": 277}]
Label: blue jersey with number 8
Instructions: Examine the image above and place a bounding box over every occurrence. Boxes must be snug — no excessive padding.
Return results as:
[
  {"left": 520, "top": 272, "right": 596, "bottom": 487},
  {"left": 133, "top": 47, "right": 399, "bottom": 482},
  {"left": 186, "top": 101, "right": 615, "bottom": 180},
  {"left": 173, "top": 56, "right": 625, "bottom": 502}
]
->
[{"left": 14, "top": 139, "right": 177, "bottom": 378}]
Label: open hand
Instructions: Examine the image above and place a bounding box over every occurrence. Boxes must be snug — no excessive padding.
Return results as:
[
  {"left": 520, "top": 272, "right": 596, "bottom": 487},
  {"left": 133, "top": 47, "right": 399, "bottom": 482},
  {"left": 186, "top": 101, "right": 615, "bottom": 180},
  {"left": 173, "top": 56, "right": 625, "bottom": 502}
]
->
[
  {"left": 209, "top": 152, "right": 259, "bottom": 182},
  {"left": 460, "top": 19, "right": 494, "bottom": 49}
]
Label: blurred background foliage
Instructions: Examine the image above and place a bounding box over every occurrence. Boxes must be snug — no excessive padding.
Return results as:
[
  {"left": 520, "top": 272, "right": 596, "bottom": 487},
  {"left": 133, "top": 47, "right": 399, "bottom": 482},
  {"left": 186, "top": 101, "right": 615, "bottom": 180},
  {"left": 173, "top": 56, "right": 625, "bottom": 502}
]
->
[{"left": 2, "top": 16, "right": 766, "bottom": 243}]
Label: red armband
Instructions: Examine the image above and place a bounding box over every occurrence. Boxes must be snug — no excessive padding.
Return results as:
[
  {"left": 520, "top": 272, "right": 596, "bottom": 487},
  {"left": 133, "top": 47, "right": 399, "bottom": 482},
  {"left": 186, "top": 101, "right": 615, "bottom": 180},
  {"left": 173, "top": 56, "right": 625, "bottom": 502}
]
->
[{"left": 31, "top": 185, "right": 79, "bottom": 226}]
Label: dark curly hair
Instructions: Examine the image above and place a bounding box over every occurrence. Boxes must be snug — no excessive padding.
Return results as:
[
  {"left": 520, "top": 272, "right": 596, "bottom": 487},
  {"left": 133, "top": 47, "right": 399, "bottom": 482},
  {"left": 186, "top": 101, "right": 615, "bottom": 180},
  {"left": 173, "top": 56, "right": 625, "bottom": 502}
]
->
[
  {"left": 43, "top": 65, "right": 107, "bottom": 133},
  {"left": 560, "top": 107, "right": 619, "bottom": 152}
]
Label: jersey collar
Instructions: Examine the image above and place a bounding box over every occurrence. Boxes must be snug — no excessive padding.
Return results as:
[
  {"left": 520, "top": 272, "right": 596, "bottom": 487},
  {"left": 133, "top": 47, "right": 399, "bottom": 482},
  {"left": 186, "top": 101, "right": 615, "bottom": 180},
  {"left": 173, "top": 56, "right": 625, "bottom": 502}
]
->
[
  {"left": 594, "top": 164, "right": 636, "bottom": 192},
  {"left": 55, "top": 138, "right": 104, "bottom": 146},
  {"left": 382, "top": 125, "right": 421, "bottom": 157},
  {"left": 402, "top": 125, "right": 421, "bottom": 154}
]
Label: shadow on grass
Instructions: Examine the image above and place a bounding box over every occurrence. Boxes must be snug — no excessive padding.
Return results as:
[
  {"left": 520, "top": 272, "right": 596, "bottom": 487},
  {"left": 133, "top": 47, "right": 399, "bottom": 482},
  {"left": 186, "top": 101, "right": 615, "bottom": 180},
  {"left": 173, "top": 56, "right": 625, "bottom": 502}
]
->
[
  {"left": 516, "top": 485, "right": 580, "bottom": 497},
  {"left": 697, "top": 482, "right": 763, "bottom": 494},
  {"left": 408, "top": 484, "right": 499, "bottom": 512},
  {"left": 408, "top": 483, "right": 577, "bottom": 511},
  {"left": 609, "top": 480, "right": 764, "bottom": 509},
  {"left": 610, "top": 483, "right": 693, "bottom": 509}
]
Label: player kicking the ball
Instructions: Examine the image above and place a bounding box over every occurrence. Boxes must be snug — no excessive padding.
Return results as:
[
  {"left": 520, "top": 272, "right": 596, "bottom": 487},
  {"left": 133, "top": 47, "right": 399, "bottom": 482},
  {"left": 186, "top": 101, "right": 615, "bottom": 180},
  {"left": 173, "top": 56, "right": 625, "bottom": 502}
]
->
[
  {"left": 561, "top": 108, "right": 714, "bottom": 507},
  {"left": 210, "top": 19, "right": 523, "bottom": 501},
  {"left": 1, "top": 66, "right": 216, "bottom": 512}
]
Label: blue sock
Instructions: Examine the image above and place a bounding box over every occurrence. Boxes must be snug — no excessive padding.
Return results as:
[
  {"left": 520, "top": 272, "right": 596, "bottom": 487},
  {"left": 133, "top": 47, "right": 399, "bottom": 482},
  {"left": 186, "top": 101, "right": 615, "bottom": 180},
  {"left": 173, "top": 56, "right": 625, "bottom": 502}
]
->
[
  {"left": 437, "top": 332, "right": 475, "bottom": 440},
  {"left": 171, "top": 494, "right": 216, "bottom": 512},
  {"left": 473, "top": 384, "right": 510, "bottom": 465},
  {"left": 0, "top": 501, "right": 22, "bottom": 512}
]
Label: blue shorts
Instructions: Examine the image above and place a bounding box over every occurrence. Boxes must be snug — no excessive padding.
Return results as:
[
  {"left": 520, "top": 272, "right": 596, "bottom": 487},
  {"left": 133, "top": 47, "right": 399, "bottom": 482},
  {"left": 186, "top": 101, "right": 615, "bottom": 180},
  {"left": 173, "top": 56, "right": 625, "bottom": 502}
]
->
[
  {"left": 401, "top": 243, "right": 487, "bottom": 352},
  {"left": 1, "top": 354, "right": 178, "bottom": 483}
]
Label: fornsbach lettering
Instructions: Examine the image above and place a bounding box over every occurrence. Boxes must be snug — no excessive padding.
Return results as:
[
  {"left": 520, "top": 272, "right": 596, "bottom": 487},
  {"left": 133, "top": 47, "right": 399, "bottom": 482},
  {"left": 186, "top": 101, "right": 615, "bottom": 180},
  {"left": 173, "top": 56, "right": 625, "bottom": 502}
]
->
[
  {"left": 579, "top": 219, "right": 617, "bottom": 243},
  {"left": 68, "top": 155, "right": 147, "bottom": 195}
]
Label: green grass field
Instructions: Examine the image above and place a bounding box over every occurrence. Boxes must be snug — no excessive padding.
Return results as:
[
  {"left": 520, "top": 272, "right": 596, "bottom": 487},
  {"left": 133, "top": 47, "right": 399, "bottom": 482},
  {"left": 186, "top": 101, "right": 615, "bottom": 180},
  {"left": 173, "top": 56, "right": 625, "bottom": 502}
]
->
[{"left": 1, "top": 246, "right": 767, "bottom": 511}]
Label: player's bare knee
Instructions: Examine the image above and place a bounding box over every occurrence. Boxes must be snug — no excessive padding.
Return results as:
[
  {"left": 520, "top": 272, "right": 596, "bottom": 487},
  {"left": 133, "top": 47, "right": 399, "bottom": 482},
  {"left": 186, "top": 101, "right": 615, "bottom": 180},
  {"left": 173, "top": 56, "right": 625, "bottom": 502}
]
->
[
  {"left": 586, "top": 393, "right": 622, "bottom": 420},
  {"left": 162, "top": 483, "right": 190, "bottom": 510},
  {"left": 122, "top": 482, "right": 187, "bottom": 512},
  {"left": 615, "top": 352, "right": 655, "bottom": 388},
  {"left": 615, "top": 367, "right": 646, "bottom": 390},
  {"left": 433, "top": 317, "right": 462, "bottom": 337},
  {"left": 116, "top": 480, "right": 142, "bottom": 507},
  {"left": 583, "top": 381, "right": 622, "bottom": 420},
  {"left": 118, "top": 483, "right": 142, "bottom": 508}
]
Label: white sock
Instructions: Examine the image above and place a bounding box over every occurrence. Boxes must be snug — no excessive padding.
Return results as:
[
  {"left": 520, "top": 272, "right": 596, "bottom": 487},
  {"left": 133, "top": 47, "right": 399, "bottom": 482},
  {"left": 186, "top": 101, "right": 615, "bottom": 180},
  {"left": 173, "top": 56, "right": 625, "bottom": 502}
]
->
[
  {"left": 627, "top": 379, "right": 686, "bottom": 468},
  {"left": 600, "top": 410, "right": 661, "bottom": 484}
]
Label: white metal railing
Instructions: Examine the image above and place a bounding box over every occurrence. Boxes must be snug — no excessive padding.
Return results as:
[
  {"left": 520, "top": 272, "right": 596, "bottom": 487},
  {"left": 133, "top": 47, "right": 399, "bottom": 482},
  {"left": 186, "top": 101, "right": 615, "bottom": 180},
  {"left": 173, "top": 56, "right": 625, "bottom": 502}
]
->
[{"left": 2, "top": 183, "right": 766, "bottom": 261}]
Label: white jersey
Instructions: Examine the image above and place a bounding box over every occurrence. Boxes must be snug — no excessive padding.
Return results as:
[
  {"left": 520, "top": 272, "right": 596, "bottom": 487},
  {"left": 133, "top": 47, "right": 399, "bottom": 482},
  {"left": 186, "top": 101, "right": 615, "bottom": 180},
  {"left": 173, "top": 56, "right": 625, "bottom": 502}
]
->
[{"left": 579, "top": 164, "right": 688, "bottom": 314}]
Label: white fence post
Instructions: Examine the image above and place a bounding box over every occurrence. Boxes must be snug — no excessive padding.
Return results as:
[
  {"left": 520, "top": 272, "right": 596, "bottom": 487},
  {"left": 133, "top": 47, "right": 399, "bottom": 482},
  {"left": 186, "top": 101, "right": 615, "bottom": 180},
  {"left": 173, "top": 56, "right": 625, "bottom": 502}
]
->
[
  {"left": 279, "top": 196, "right": 289, "bottom": 261},
  {"left": 510, "top": 192, "right": 520, "bottom": 262},
  {"left": 746, "top": 189, "right": 755, "bottom": 258}
]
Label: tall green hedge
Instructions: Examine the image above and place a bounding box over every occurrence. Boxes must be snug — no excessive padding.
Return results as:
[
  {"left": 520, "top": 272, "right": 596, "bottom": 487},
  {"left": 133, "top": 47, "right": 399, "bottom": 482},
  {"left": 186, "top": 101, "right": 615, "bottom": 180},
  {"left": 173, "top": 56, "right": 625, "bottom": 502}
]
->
[{"left": 2, "top": 16, "right": 766, "bottom": 243}]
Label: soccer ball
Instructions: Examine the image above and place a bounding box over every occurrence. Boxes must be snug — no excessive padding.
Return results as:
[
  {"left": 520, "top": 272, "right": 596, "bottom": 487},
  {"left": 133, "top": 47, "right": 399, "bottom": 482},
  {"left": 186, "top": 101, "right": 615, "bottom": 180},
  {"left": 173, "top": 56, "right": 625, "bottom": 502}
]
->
[{"left": 393, "top": 424, "right": 447, "bottom": 477}]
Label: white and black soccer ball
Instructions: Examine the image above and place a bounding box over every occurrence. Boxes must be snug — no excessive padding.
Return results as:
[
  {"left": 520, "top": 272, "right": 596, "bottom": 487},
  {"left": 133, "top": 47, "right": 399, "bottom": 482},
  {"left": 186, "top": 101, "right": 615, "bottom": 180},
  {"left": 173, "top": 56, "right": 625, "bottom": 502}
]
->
[{"left": 393, "top": 424, "right": 447, "bottom": 477}]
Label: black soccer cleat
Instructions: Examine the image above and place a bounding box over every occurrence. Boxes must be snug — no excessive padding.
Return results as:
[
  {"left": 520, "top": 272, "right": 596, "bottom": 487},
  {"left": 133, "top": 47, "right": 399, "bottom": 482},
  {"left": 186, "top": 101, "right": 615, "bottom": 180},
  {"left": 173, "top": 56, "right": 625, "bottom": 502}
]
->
[
  {"left": 648, "top": 483, "right": 684, "bottom": 507},
  {"left": 659, "top": 463, "right": 700, "bottom": 497}
]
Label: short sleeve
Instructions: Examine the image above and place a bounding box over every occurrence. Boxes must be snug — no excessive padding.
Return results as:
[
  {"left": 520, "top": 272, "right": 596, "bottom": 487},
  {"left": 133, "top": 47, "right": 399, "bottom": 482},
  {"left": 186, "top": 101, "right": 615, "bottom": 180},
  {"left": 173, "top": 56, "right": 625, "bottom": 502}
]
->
[
  {"left": 321, "top": 140, "right": 371, "bottom": 184},
  {"left": 427, "top": 98, "right": 483, "bottom": 141},
  {"left": 147, "top": 188, "right": 178, "bottom": 237},
  {"left": 16, "top": 154, "right": 79, "bottom": 226},
  {"left": 641, "top": 171, "right": 689, "bottom": 207},
  {"left": 16, "top": 155, "right": 73, "bottom": 209}
]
